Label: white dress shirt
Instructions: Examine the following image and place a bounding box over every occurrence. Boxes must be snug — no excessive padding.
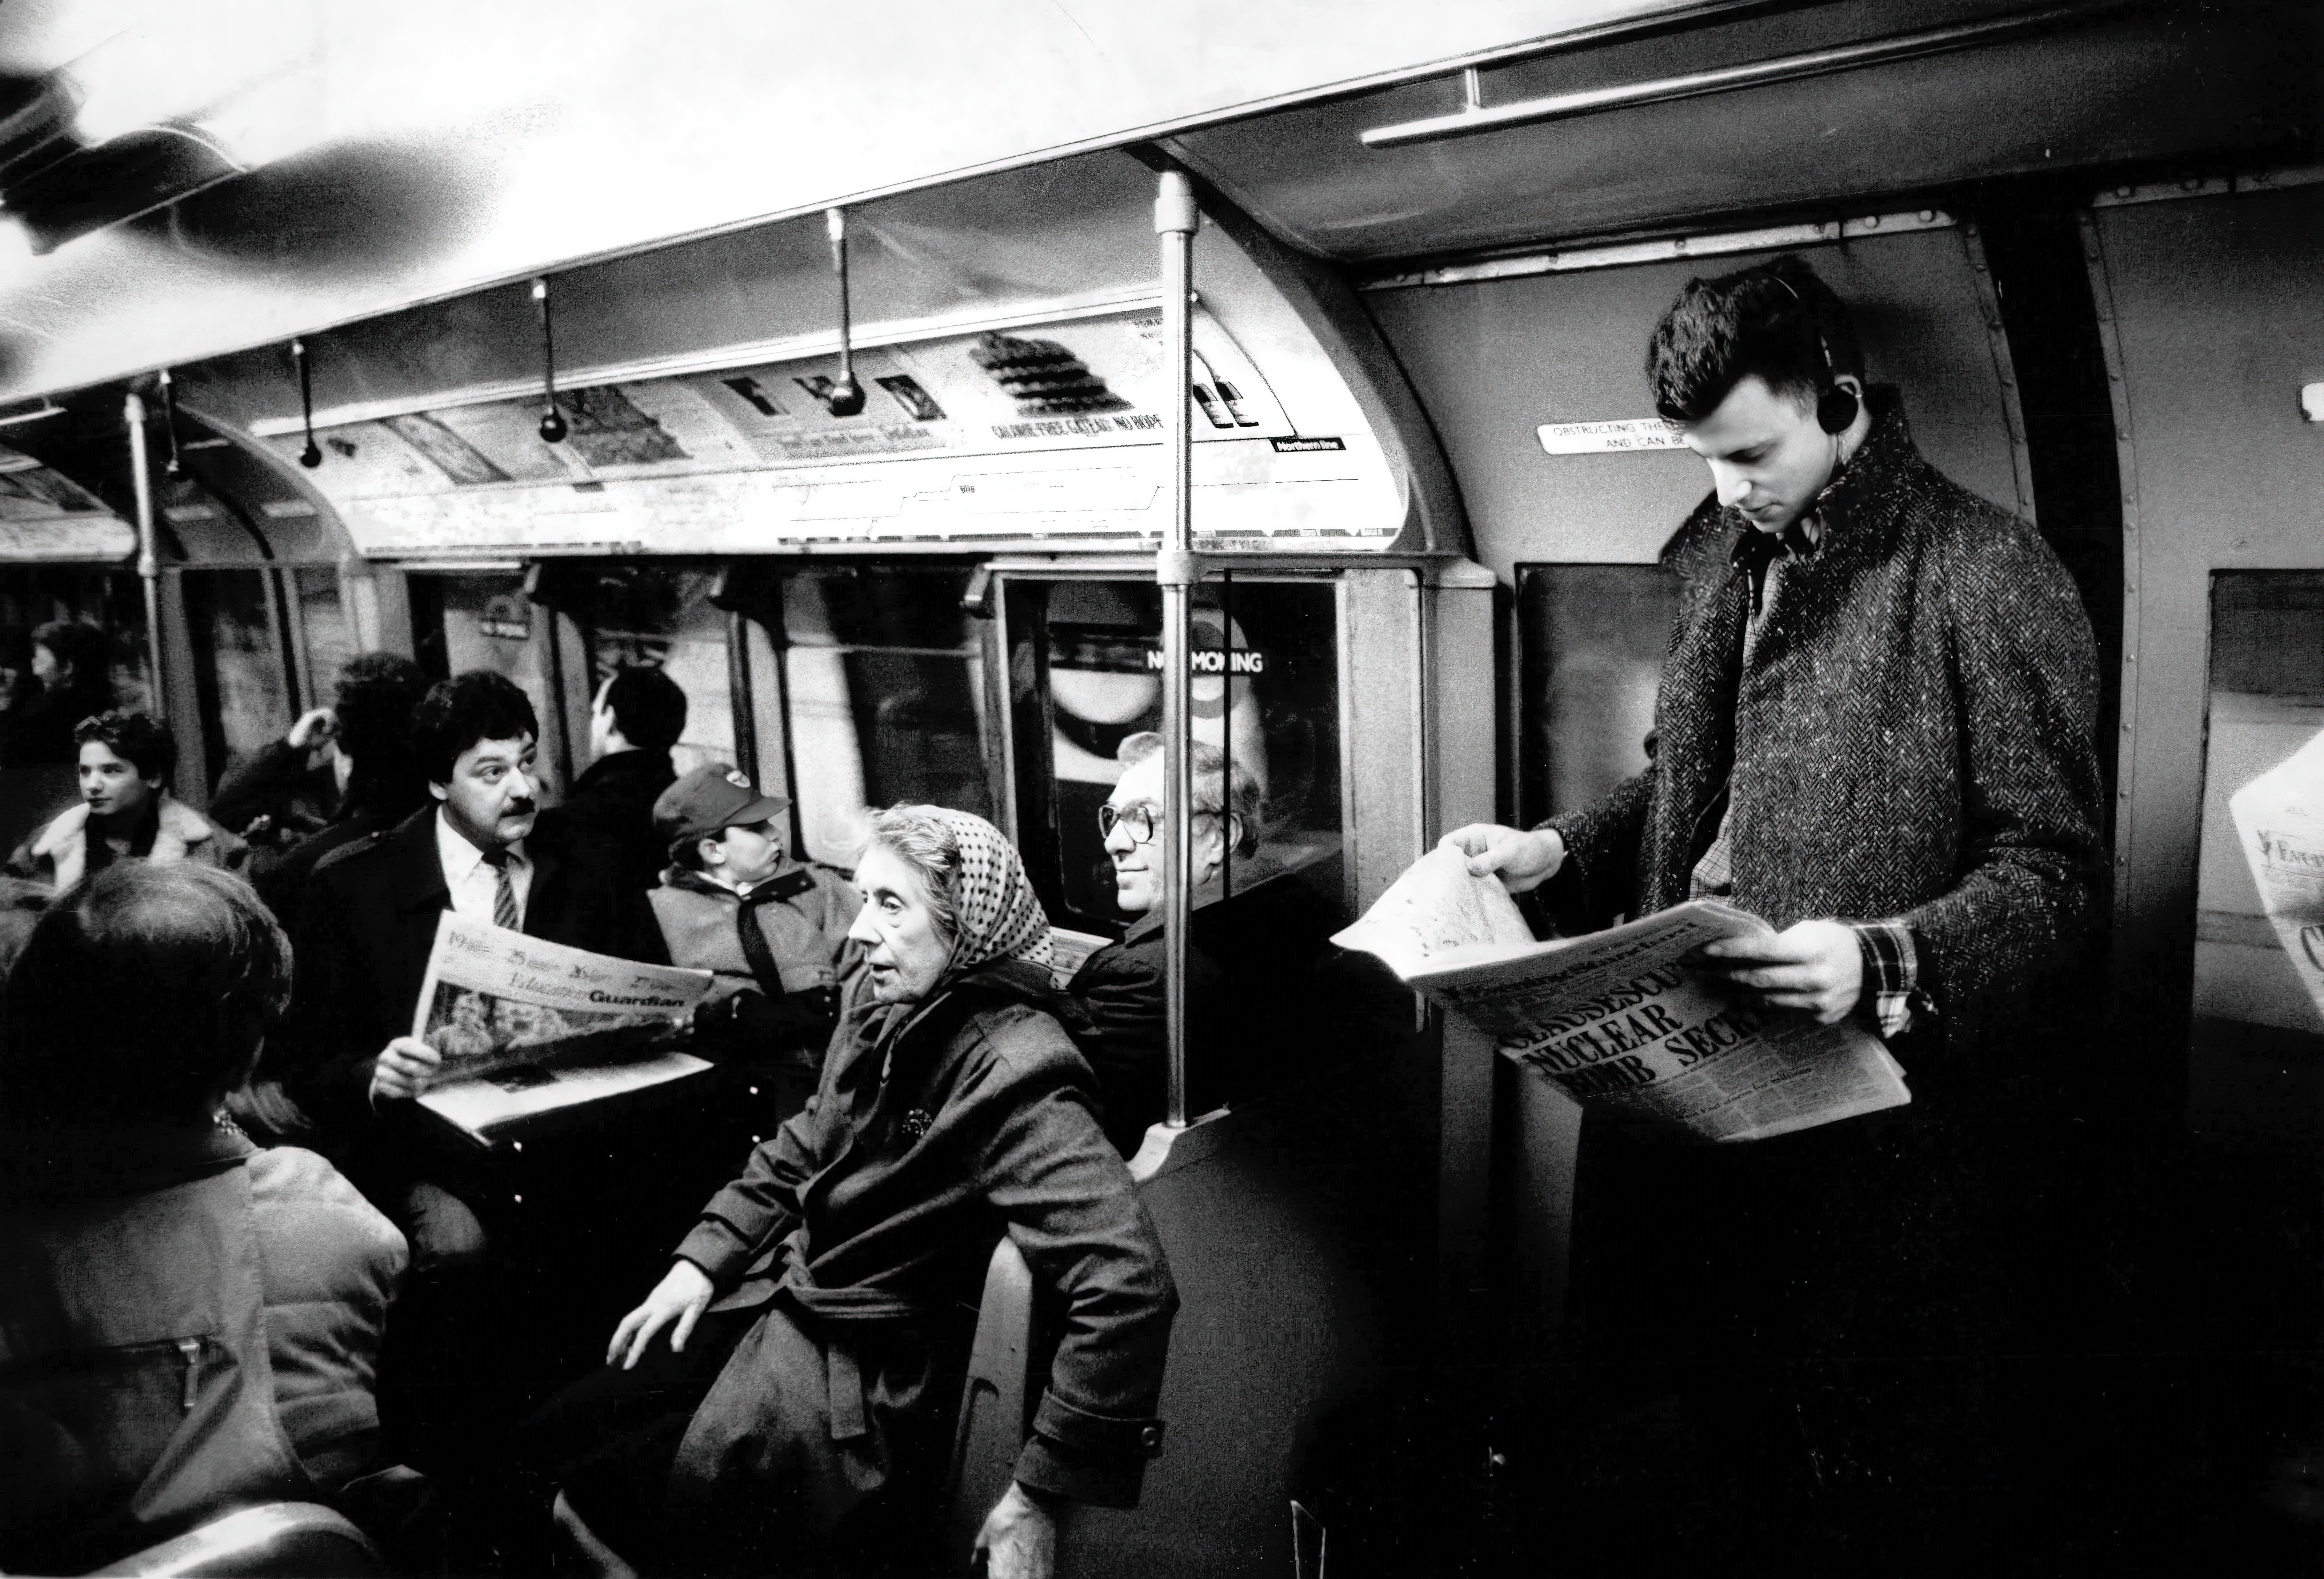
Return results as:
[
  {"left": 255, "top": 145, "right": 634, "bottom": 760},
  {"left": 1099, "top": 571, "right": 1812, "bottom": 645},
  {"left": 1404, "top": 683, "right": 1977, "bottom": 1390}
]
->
[{"left": 435, "top": 808, "right": 533, "bottom": 928}]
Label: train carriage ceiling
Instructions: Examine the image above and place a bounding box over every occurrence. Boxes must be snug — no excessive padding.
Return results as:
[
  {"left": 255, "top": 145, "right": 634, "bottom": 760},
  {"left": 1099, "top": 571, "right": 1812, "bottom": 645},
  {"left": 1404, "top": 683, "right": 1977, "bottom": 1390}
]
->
[
  {"left": 0, "top": 0, "right": 1763, "bottom": 406},
  {"left": 0, "top": 0, "right": 2305, "bottom": 409}
]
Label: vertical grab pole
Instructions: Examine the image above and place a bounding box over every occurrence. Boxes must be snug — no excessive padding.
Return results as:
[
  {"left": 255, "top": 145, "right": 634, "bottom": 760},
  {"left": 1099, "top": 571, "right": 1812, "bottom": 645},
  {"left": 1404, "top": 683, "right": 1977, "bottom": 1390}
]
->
[
  {"left": 1155, "top": 170, "right": 1200, "bottom": 1131},
  {"left": 124, "top": 390, "right": 166, "bottom": 721}
]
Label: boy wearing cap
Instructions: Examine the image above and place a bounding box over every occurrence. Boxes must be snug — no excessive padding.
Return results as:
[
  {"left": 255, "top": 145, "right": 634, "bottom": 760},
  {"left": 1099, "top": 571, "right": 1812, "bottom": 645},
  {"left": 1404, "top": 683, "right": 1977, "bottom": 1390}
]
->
[{"left": 648, "top": 764, "right": 860, "bottom": 1079}]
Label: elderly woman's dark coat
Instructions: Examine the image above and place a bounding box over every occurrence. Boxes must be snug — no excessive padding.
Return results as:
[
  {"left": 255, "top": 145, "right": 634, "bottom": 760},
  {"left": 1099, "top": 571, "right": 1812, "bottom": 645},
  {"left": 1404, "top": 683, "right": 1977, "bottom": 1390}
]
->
[{"left": 550, "top": 956, "right": 1176, "bottom": 1571}]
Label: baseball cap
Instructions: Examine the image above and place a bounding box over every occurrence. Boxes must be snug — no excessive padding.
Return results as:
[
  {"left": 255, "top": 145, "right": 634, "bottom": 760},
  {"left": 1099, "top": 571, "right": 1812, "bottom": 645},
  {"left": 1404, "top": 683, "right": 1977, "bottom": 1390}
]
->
[{"left": 653, "top": 763, "right": 790, "bottom": 844}]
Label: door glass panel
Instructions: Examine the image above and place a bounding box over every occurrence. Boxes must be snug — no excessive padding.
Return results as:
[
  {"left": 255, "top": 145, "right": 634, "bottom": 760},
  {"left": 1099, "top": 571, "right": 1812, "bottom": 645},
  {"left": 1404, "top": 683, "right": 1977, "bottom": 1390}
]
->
[
  {"left": 183, "top": 569, "right": 292, "bottom": 792},
  {"left": 577, "top": 566, "right": 738, "bottom": 779},
  {"left": 408, "top": 570, "right": 570, "bottom": 798},
  {"left": 291, "top": 567, "right": 356, "bottom": 709},
  {"left": 782, "top": 569, "right": 990, "bottom": 864},
  {"left": 2190, "top": 571, "right": 2324, "bottom": 1142},
  {"left": 0, "top": 569, "right": 150, "bottom": 851},
  {"left": 1516, "top": 563, "right": 1679, "bottom": 828},
  {"left": 1004, "top": 575, "right": 1342, "bottom": 936}
]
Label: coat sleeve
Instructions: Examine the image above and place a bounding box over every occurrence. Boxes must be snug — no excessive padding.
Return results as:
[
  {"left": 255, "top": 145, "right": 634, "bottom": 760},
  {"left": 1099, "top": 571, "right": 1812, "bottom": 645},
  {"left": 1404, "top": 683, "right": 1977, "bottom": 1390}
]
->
[
  {"left": 673, "top": 1108, "right": 822, "bottom": 1287},
  {"left": 209, "top": 740, "right": 309, "bottom": 838},
  {"left": 1067, "top": 946, "right": 1168, "bottom": 1156},
  {"left": 976, "top": 1042, "right": 1177, "bottom": 1508},
  {"left": 272, "top": 861, "right": 387, "bottom": 1133},
  {"left": 1901, "top": 521, "right": 2104, "bottom": 1012},
  {"left": 1537, "top": 769, "right": 1656, "bottom": 934},
  {"left": 3, "top": 831, "right": 38, "bottom": 882}
]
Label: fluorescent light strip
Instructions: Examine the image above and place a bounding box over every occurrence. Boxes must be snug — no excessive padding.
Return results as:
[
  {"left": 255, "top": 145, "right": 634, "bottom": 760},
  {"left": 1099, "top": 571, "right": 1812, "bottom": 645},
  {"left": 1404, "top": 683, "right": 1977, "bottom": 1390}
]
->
[
  {"left": 1362, "top": 208, "right": 1952, "bottom": 292},
  {"left": 1358, "top": 0, "right": 2141, "bottom": 150}
]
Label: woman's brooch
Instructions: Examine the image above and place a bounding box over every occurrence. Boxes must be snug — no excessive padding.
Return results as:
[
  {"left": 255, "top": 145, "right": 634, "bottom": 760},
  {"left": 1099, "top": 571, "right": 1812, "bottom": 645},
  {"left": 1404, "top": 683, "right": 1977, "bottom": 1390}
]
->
[{"left": 899, "top": 1108, "right": 934, "bottom": 1144}]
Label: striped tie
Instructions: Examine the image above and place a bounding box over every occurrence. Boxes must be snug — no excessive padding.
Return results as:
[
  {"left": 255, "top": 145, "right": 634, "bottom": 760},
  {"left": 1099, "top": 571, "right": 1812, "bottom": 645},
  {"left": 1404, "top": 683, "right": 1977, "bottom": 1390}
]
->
[{"left": 482, "top": 847, "right": 522, "bottom": 932}]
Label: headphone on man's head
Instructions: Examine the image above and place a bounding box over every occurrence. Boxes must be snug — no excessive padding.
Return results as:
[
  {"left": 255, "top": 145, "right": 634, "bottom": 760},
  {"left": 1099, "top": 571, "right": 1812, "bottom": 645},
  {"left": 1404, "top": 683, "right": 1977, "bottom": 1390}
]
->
[{"left": 1766, "top": 273, "right": 1860, "bottom": 436}]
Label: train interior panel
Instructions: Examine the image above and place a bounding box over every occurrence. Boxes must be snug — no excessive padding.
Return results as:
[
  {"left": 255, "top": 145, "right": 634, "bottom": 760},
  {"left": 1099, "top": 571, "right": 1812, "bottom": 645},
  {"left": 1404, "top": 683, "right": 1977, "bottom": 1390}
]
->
[{"left": 0, "top": 1, "right": 2317, "bottom": 1574}]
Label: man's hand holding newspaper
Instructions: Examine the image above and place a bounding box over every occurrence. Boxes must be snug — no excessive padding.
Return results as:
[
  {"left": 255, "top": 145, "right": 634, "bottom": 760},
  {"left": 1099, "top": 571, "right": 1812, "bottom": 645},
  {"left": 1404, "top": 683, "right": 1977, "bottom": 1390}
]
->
[
  {"left": 393, "top": 913, "right": 718, "bottom": 1145},
  {"left": 1332, "top": 846, "right": 1908, "bottom": 1143}
]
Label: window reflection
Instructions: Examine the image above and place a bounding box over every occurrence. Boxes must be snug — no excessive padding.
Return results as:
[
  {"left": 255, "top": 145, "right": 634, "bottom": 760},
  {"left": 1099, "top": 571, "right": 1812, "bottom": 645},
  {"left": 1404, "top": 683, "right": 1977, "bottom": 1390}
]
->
[
  {"left": 1008, "top": 576, "right": 1342, "bottom": 934},
  {"left": 2190, "top": 571, "right": 2324, "bottom": 1142},
  {"left": 781, "top": 569, "right": 989, "bottom": 864},
  {"left": 578, "top": 566, "right": 738, "bottom": 778},
  {"left": 184, "top": 569, "right": 291, "bottom": 790}
]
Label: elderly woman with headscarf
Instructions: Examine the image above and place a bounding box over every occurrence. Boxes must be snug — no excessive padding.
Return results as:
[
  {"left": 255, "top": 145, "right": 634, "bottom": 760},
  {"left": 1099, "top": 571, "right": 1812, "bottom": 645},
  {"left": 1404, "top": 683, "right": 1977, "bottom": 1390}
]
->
[{"left": 523, "top": 805, "right": 1176, "bottom": 1579}]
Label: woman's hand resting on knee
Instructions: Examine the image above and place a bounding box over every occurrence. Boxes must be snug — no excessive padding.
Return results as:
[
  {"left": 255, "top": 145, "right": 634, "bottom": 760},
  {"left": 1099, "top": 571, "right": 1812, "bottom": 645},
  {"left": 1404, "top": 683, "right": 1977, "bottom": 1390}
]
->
[
  {"left": 974, "top": 1482, "right": 1057, "bottom": 1579},
  {"left": 606, "top": 1260, "right": 715, "bottom": 1370}
]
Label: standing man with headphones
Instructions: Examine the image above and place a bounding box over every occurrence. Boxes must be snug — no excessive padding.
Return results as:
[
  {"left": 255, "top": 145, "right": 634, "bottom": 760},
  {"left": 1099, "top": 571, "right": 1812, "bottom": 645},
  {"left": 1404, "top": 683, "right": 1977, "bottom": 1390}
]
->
[{"left": 1446, "top": 256, "right": 2104, "bottom": 1561}]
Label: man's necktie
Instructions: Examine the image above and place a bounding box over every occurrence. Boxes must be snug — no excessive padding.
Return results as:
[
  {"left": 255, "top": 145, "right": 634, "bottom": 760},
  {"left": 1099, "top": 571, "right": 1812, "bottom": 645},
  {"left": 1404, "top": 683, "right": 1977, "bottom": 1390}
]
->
[{"left": 482, "top": 846, "right": 521, "bottom": 931}]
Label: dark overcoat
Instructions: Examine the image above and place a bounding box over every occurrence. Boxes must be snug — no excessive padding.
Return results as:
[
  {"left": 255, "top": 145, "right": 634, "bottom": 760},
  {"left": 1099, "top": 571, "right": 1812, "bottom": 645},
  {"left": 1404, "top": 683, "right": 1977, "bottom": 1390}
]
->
[
  {"left": 1541, "top": 392, "right": 2104, "bottom": 1072},
  {"left": 666, "top": 959, "right": 1175, "bottom": 1557}
]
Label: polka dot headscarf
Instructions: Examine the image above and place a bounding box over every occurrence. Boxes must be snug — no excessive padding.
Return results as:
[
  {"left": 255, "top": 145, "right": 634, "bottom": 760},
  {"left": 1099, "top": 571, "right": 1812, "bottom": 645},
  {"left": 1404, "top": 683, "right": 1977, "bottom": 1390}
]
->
[{"left": 924, "top": 807, "right": 1055, "bottom": 973}]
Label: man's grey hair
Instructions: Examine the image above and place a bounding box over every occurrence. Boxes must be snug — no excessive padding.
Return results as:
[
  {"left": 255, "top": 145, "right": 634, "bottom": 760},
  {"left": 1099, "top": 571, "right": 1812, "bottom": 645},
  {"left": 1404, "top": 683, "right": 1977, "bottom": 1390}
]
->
[{"left": 1117, "top": 732, "right": 1262, "bottom": 858}]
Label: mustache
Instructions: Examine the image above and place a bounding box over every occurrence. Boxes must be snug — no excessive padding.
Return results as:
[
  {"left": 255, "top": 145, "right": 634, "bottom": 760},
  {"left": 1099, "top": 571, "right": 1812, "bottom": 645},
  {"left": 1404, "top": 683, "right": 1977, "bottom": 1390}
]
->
[{"left": 503, "top": 799, "right": 538, "bottom": 817}]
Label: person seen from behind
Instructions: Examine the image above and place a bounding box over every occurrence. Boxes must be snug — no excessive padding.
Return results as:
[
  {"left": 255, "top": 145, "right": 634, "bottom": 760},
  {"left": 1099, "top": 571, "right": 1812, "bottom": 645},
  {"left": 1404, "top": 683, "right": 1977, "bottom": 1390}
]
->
[
  {"left": 0, "top": 863, "right": 407, "bottom": 1574},
  {"left": 565, "top": 664, "right": 688, "bottom": 892},
  {"left": 212, "top": 652, "right": 431, "bottom": 914}
]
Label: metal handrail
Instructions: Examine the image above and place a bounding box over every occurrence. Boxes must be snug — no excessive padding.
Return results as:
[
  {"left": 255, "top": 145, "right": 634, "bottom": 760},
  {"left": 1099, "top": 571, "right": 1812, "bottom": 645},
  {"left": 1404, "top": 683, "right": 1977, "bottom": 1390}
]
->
[{"left": 1153, "top": 170, "right": 1199, "bottom": 1131}]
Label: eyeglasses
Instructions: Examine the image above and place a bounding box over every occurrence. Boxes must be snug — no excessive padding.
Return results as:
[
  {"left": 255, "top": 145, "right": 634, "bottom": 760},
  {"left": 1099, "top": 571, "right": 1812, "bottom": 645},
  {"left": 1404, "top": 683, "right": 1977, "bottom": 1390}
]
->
[{"left": 1097, "top": 802, "right": 1221, "bottom": 845}]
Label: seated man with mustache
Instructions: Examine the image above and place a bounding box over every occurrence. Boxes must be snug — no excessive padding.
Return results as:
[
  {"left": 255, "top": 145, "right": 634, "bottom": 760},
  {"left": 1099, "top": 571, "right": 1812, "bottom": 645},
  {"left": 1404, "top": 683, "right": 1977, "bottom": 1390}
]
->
[
  {"left": 274, "top": 670, "right": 669, "bottom": 1273},
  {"left": 272, "top": 671, "right": 671, "bottom": 1478}
]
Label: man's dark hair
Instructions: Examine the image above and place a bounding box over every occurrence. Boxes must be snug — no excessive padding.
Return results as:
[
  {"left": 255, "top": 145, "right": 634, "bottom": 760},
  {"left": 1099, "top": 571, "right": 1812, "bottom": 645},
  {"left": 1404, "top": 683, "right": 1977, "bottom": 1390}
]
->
[
  {"left": 412, "top": 670, "right": 539, "bottom": 785},
  {"left": 1646, "top": 255, "right": 1864, "bottom": 426},
  {"left": 602, "top": 665, "right": 688, "bottom": 754},
  {"left": 0, "top": 864, "right": 293, "bottom": 1129},
  {"left": 73, "top": 710, "right": 175, "bottom": 784},
  {"left": 31, "top": 619, "right": 113, "bottom": 689},
  {"left": 332, "top": 652, "right": 428, "bottom": 812}
]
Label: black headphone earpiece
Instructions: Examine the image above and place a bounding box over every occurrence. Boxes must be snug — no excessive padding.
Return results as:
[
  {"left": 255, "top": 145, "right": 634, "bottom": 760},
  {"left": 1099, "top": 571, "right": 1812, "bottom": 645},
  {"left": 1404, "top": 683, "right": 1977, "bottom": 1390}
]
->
[
  {"left": 1768, "top": 272, "right": 1859, "bottom": 435},
  {"left": 1816, "top": 381, "right": 1859, "bottom": 436}
]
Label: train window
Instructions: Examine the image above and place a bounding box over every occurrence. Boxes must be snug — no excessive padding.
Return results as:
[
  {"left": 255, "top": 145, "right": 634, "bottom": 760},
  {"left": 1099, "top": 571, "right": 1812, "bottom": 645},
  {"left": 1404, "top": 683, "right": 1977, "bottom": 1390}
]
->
[
  {"left": 2189, "top": 571, "right": 2324, "bottom": 1141},
  {"left": 289, "top": 567, "right": 356, "bottom": 712},
  {"left": 181, "top": 569, "right": 294, "bottom": 790},
  {"left": 408, "top": 567, "right": 570, "bottom": 772},
  {"left": 0, "top": 568, "right": 153, "bottom": 849},
  {"left": 575, "top": 566, "right": 739, "bottom": 778},
  {"left": 1514, "top": 564, "right": 1679, "bottom": 828},
  {"left": 0, "top": 568, "right": 152, "bottom": 719},
  {"left": 1001, "top": 576, "right": 1342, "bottom": 936},
  {"left": 780, "top": 568, "right": 992, "bottom": 865}
]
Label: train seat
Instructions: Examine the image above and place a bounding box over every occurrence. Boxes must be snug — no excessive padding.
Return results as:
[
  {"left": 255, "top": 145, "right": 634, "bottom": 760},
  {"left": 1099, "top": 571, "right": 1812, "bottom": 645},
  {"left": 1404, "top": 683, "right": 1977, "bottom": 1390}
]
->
[
  {"left": 938, "top": 1112, "right": 1212, "bottom": 1574},
  {"left": 941, "top": 1097, "right": 1382, "bottom": 1578},
  {"left": 81, "top": 1503, "right": 385, "bottom": 1578},
  {"left": 941, "top": 1232, "right": 1046, "bottom": 1569}
]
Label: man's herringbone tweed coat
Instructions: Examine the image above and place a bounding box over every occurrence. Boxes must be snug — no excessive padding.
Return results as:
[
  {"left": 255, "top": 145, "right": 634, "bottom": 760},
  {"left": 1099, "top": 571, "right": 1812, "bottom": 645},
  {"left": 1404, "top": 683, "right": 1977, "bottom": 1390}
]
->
[{"left": 1540, "top": 392, "right": 2104, "bottom": 1057}]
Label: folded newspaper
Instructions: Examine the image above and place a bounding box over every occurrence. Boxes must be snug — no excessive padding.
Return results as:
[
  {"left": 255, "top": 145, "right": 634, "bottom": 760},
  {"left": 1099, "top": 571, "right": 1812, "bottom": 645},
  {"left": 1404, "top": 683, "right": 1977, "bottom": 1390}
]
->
[
  {"left": 2230, "top": 722, "right": 2324, "bottom": 1026},
  {"left": 1332, "top": 847, "right": 1910, "bottom": 1142},
  {"left": 413, "top": 913, "right": 718, "bottom": 1145}
]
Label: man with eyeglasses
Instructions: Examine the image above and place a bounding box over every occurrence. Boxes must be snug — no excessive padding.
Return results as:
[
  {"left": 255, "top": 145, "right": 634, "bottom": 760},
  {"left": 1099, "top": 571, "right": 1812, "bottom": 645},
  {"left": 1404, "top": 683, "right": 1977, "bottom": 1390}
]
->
[{"left": 1068, "top": 731, "right": 1261, "bottom": 1156}]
